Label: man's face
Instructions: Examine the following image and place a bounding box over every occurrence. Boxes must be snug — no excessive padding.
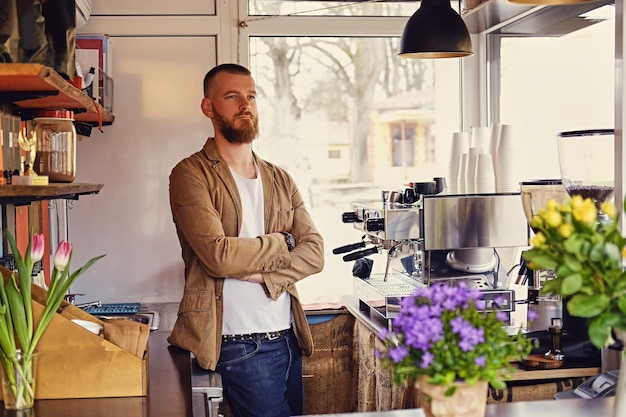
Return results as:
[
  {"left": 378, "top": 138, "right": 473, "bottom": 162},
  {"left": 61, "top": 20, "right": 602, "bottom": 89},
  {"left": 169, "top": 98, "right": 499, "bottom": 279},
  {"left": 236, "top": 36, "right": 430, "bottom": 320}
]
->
[{"left": 205, "top": 72, "right": 259, "bottom": 144}]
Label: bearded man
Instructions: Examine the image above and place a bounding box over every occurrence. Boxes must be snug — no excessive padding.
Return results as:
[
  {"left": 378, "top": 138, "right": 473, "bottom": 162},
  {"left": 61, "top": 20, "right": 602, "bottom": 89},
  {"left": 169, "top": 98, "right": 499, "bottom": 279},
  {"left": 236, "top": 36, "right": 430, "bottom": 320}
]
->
[{"left": 168, "top": 63, "right": 324, "bottom": 417}]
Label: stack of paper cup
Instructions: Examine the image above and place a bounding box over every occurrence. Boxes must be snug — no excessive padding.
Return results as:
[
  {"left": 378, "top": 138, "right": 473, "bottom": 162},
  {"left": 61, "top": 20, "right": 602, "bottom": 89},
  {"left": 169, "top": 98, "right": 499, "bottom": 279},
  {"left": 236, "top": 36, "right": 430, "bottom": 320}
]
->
[
  {"left": 489, "top": 122, "right": 501, "bottom": 170},
  {"left": 464, "top": 146, "right": 483, "bottom": 194},
  {"left": 495, "top": 124, "right": 519, "bottom": 192},
  {"left": 471, "top": 126, "right": 491, "bottom": 152},
  {"left": 457, "top": 153, "right": 468, "bottom": 194},
  {"left": 447, "top": 132, "right": 470, "bottom": 194},
  {"left": 474, "top": 153, "right": 496, "bottom": 194}
]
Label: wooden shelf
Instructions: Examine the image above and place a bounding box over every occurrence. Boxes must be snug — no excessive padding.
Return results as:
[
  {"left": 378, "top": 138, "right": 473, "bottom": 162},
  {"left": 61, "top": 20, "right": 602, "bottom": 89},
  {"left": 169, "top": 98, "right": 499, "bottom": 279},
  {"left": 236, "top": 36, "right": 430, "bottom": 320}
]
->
[
  {"left": 0, "top": 182, "right": 103, "bottom": 205},
  {"left": 0, "top": 63, "right": 114, "bottom": 126}
]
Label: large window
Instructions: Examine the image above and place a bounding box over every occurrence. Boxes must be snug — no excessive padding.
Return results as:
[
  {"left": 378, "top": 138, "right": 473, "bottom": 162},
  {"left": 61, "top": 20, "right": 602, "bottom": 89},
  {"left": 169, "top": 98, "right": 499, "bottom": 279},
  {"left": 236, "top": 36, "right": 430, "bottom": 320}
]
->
[
  {"left": 491, "top": 3, "right": 615, "bottom": 181},
  {"left": 248, "top": 0, "right": 416, "bottom": 16},
  {"left": 244, "top": 14, "right": 462, "bottom": 303}
]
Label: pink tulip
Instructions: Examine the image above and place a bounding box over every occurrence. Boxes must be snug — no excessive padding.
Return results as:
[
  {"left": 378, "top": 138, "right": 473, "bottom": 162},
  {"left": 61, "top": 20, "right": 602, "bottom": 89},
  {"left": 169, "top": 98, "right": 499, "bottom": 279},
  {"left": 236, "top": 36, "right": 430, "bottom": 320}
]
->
[
  {"left": 31, "top": 234, "right": 45, "bottom": 262},
  {"left": 54, "top": 241, "right": 72, "bottom": 270}
]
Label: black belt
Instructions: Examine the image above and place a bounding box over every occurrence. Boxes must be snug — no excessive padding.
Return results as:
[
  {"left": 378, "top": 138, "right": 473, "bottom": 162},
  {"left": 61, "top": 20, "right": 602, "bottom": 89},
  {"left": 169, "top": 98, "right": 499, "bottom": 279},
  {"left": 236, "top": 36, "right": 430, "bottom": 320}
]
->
[{"left": 222, "top": 329, "right": 290, "bottom": 343}]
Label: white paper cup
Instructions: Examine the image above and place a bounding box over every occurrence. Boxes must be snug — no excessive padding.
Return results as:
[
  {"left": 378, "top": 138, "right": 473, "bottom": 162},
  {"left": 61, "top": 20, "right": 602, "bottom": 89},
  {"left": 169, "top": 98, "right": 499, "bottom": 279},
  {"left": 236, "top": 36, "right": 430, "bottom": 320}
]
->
[
  {"left": 451, "top": 132, "right": 470, "bottom": 161},
  {"left": 457, "top": 153, "right": 467, "bottom": 194},
  {"left": 497, "top": 124, "right": 516, "bottom": 149},
  {"left": 489, "top": 122, "right": 501, "bottom": 166},
  {"left": 475, "top": 154, "right": 496, "bottom": 194},
  {"left": 471, "top": 127, "right": 491, "bottom": 152},
  {"left": 464, "top": 147, "right": 482, "bottom": 194}
]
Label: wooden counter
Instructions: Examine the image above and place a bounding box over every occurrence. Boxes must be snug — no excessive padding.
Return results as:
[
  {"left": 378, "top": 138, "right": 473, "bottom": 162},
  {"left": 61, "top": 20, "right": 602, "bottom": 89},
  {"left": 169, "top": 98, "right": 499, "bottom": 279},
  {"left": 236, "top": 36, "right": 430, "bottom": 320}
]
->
[{"left": 304, "top": 396, "right": 615, "bottom": 417}]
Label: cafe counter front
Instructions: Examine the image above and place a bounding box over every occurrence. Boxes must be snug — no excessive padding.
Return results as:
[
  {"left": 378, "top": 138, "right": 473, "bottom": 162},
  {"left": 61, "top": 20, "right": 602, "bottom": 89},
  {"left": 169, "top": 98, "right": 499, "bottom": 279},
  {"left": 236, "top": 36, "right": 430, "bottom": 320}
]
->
[
  {"left": 303, "top": 396, "right": 615, "bottom": 417},
  {"left": 0, "top": 301, "right": 608, "bottom": 417}
]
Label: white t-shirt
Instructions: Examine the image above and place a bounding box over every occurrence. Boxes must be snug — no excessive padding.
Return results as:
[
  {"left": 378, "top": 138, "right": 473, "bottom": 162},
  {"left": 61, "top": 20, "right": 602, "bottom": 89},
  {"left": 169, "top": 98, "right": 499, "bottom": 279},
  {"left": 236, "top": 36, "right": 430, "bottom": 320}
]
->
[{"left": 221, "top": 165, "right": 291, "bottom": 335}]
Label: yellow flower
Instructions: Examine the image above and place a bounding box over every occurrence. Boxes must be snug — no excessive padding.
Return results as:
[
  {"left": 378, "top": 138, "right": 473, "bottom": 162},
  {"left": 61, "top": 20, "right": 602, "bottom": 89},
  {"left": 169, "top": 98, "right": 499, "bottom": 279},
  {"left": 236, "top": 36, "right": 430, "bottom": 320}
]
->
[
  {"left": 572, "top": 198, "right": 597, "bottom": 225},
  {"left": 546, "top": 199, "right": 560, "bottom": 211},
  {"left": 601, "top": 202, "right": 617, "bottom": 220},
  {"left": 542, "top": 209, "right": 562, "bottom": 228},
  {"left": 559, "top": 223, "right": 574, "bottom": 238},
  {"left": 529, "top": 215, "right": 543, "bottom": 230},
  {"left": 570, "top": 195, "right": 584, "bottom": 209},
  {"left": 530, "top": 232, "right": 546, "bottom": 248},
  {"left": 622, "top": 246, "right": 626, "bottom": 259}
]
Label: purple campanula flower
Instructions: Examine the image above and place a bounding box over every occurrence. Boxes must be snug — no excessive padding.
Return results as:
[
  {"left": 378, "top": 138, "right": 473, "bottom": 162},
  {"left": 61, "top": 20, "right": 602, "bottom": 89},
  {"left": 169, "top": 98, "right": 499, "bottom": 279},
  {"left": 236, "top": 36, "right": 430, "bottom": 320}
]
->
[
  {"left": 458, "top": 326, "right": 485, "bottom": 352},
  {"left": 421, "top": 351, "right": 435, "bottom": 368},
  {"left": 494, "top": 296, "right": 506, "bottom": 308},
  {"left": 388, "top": 345, "right": 409, "bottom": 363},
  {"left": 475, "top": 356, "right": 486, "bottom": 366},
  {"left": 450, "top": 316, "right": 467, "bottom": 334},
  {"left": 496, "top": 311, "right": 508, "bottom": 322}
]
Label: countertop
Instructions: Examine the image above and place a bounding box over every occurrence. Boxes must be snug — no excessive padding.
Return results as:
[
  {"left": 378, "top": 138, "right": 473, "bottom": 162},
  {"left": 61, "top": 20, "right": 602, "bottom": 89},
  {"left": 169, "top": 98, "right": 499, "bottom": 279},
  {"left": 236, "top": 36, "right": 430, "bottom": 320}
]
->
[
  {"left": 304, "top": 396, "right": 615, "bottom": 417},
  {"left": 0, "top": 301, "right": 614, "bottom": 417}
]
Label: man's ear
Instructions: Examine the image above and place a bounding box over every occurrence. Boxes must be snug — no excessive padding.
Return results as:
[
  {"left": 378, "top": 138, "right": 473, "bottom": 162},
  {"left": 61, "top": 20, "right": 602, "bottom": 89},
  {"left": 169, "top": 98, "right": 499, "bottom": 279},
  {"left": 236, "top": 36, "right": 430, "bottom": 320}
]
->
[{"left": 201, "top": 97, "right": 213, "bottom": 118}]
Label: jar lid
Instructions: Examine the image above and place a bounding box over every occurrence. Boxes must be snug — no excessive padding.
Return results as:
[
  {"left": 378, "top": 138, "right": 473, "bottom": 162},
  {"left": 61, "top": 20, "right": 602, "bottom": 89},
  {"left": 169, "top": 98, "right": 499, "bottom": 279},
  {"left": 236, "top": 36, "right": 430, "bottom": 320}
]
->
[{"left": 33, "top": 109, "right": 74, "bottom": 119}]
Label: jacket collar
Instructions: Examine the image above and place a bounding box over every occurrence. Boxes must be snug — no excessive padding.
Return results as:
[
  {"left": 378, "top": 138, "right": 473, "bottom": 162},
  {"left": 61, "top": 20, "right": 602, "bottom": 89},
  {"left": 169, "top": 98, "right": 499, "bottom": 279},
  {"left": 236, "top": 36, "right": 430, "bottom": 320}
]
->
[{"left": 201, "top": 137, "right": 277, "bottom": 230}]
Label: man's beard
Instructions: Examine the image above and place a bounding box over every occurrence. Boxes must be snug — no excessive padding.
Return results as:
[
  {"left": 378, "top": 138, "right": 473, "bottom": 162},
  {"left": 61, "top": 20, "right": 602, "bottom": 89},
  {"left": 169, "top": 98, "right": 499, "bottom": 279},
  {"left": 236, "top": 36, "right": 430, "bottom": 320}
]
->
[{"left": 211, "top": 105, "right": 259, "bottom": 144}]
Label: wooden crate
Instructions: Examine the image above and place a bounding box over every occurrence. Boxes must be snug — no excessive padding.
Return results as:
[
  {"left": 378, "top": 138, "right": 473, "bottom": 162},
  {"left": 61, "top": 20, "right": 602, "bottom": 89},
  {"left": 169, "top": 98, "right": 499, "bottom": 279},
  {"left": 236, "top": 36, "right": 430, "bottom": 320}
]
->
[{"left": 0, "top": 283, "right": 149, "bottom": 399}]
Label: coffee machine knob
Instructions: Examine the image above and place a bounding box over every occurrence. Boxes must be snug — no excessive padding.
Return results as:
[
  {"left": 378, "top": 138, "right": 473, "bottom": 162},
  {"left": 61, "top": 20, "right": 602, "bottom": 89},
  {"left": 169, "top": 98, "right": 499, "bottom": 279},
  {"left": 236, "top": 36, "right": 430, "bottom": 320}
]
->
[
  {"left": 341, "top": 212, "right": 359, "bottom": 223},
  {"left": 365, "top": 218, "right": 384, "bottom": 232}
]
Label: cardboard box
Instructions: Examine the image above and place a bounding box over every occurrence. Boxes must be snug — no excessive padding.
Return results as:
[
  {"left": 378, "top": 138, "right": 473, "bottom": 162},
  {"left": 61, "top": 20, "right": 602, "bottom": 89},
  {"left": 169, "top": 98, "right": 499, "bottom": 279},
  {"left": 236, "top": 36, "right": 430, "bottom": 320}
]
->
[{"left": 0, "top": 282, "right": 149, "bottom": 400}]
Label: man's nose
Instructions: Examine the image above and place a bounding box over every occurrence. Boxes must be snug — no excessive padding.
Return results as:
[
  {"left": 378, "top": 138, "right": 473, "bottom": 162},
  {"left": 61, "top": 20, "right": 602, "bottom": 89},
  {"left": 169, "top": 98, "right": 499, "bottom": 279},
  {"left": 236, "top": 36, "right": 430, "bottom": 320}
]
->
[{"left": 239, "top": 97, "right": 251, "bottom": 109}]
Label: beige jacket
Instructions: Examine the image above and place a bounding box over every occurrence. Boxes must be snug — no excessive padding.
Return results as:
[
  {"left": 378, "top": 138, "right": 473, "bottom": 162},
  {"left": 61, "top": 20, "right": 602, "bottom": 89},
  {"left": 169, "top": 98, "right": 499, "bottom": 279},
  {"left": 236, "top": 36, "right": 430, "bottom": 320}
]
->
[{"left": 167, "top": 138, "right": 324, "bottom": 370}]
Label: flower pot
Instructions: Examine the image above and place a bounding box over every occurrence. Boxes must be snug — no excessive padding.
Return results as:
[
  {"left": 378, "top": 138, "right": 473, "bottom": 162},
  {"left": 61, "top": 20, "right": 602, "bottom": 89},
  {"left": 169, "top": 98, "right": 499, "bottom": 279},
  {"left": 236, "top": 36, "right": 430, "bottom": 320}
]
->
[
  {"left": 416, "top": 375, "right": 488, "bottom": 417},
  {"left": 0, "top": 350, "right": 38, "bottom": 410}
]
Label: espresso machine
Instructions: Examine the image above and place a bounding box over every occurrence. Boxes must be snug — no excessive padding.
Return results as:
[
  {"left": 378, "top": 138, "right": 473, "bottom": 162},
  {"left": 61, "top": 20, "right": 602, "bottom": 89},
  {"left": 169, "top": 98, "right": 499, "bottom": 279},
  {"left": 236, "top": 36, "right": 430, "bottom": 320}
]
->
[{"left": 334, "top": 179, "right": 529, "bottom": 329}]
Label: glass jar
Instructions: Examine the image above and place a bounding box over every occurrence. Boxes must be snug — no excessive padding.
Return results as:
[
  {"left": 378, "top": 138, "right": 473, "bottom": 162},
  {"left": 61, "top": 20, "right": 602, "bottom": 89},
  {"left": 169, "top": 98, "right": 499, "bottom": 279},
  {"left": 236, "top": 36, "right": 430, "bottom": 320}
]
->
[{"left": 32, "top": 109, "right": 76, "bottom": 182}]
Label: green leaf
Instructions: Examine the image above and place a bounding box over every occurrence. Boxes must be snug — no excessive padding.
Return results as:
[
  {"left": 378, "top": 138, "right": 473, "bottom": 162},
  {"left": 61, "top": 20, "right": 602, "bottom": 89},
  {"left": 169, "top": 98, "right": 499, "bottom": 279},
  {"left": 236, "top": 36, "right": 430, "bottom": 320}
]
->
[
  {"left": 567, "top": 293, "right": 610, "bottom": 318},
  {"left": 540, "top": 277, "right": 562, "bottom": 295},
  {"left": 618, "top": 296, "right": 626, "bottom": 316},
  {"left": 525, "top": 253, "right": 559, "bottom": 270},
  {"left": 560, "top": 273, "right": 583, "bottom": 296},
  {"left": 563, "top": 253, "right": 582, "bottom": 272},
  {"left": 5, "top": 277, "right": 29, "bottom": 352},
  {"left": 604, "top": 242, "right": 622, "bottom": 263},
  {"left": 563, "top": 235, "right": 584, "bottom": 254}
]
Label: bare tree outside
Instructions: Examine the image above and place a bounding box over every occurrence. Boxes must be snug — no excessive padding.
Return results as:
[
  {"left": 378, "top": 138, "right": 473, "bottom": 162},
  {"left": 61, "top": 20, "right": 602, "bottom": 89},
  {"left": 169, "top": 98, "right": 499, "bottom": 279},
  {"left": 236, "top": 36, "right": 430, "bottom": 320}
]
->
[{"left": 247, "top": 0, "right": 458, "bottom": 303}]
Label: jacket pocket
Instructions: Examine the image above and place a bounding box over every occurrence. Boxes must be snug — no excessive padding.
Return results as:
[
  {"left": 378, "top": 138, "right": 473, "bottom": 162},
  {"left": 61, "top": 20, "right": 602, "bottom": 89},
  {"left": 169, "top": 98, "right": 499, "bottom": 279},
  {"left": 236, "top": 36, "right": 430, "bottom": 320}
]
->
[{"left": 178, "top": 290, "right": 213, "bottom": 313}]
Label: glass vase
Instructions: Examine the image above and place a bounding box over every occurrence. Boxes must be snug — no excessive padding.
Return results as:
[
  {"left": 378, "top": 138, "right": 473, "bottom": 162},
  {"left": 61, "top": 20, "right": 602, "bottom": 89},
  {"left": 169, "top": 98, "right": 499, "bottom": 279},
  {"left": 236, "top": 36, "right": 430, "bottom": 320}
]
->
[
  {"left": 0, "top": 350, "right": 38, "bottom": 410},
  {"left": 416, "top": 375, "right": 488, "bottom": 417}
]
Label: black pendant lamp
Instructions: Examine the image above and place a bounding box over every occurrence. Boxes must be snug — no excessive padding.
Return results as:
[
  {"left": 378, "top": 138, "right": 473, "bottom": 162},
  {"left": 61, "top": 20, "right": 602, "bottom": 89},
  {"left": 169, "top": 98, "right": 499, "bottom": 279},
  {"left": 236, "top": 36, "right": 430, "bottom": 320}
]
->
[{"left": 399, "top": 0, "right": 473, "bottom": 59}]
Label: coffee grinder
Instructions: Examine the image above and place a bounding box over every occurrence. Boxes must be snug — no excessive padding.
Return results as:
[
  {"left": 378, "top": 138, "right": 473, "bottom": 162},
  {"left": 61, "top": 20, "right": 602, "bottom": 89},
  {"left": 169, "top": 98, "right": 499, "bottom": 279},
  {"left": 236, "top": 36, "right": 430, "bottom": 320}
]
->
[
  {"left": 552, "top": 129, "right": 615, "bottom": 366},
  {"left": 520, "top": 130, "right": 615, "bottom": 367},
  {"left": 519, "top": 179, "right": 568, "bottom": 333}
]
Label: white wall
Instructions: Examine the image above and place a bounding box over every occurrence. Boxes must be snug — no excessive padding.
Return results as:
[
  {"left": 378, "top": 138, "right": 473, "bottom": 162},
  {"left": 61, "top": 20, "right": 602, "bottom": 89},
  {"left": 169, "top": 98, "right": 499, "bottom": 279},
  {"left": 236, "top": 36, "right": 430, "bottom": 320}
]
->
[{"left": 68, "top": 9, "right": 218, "bottom": 303}]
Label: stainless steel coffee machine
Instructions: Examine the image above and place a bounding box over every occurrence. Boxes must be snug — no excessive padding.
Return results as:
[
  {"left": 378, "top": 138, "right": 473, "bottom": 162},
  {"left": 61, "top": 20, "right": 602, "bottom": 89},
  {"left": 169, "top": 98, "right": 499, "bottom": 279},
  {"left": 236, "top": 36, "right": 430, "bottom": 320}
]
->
[{"left": 334, "top": 180, "right": 529, "bottom": 329}]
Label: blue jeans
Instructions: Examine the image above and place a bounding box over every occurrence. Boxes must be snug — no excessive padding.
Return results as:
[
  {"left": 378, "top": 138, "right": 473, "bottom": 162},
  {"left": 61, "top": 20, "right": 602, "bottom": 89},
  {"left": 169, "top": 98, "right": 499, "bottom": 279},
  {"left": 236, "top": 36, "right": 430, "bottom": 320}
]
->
[{"left": 217, "top": 329, "right": 303, "bottom": 417}]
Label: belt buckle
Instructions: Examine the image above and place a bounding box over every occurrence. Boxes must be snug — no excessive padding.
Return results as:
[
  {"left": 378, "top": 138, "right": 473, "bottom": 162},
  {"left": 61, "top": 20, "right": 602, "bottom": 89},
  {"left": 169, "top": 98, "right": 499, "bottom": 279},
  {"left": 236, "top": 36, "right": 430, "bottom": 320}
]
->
[{"left": 266, "top": 332, "right": 280, "bottom": 341}]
